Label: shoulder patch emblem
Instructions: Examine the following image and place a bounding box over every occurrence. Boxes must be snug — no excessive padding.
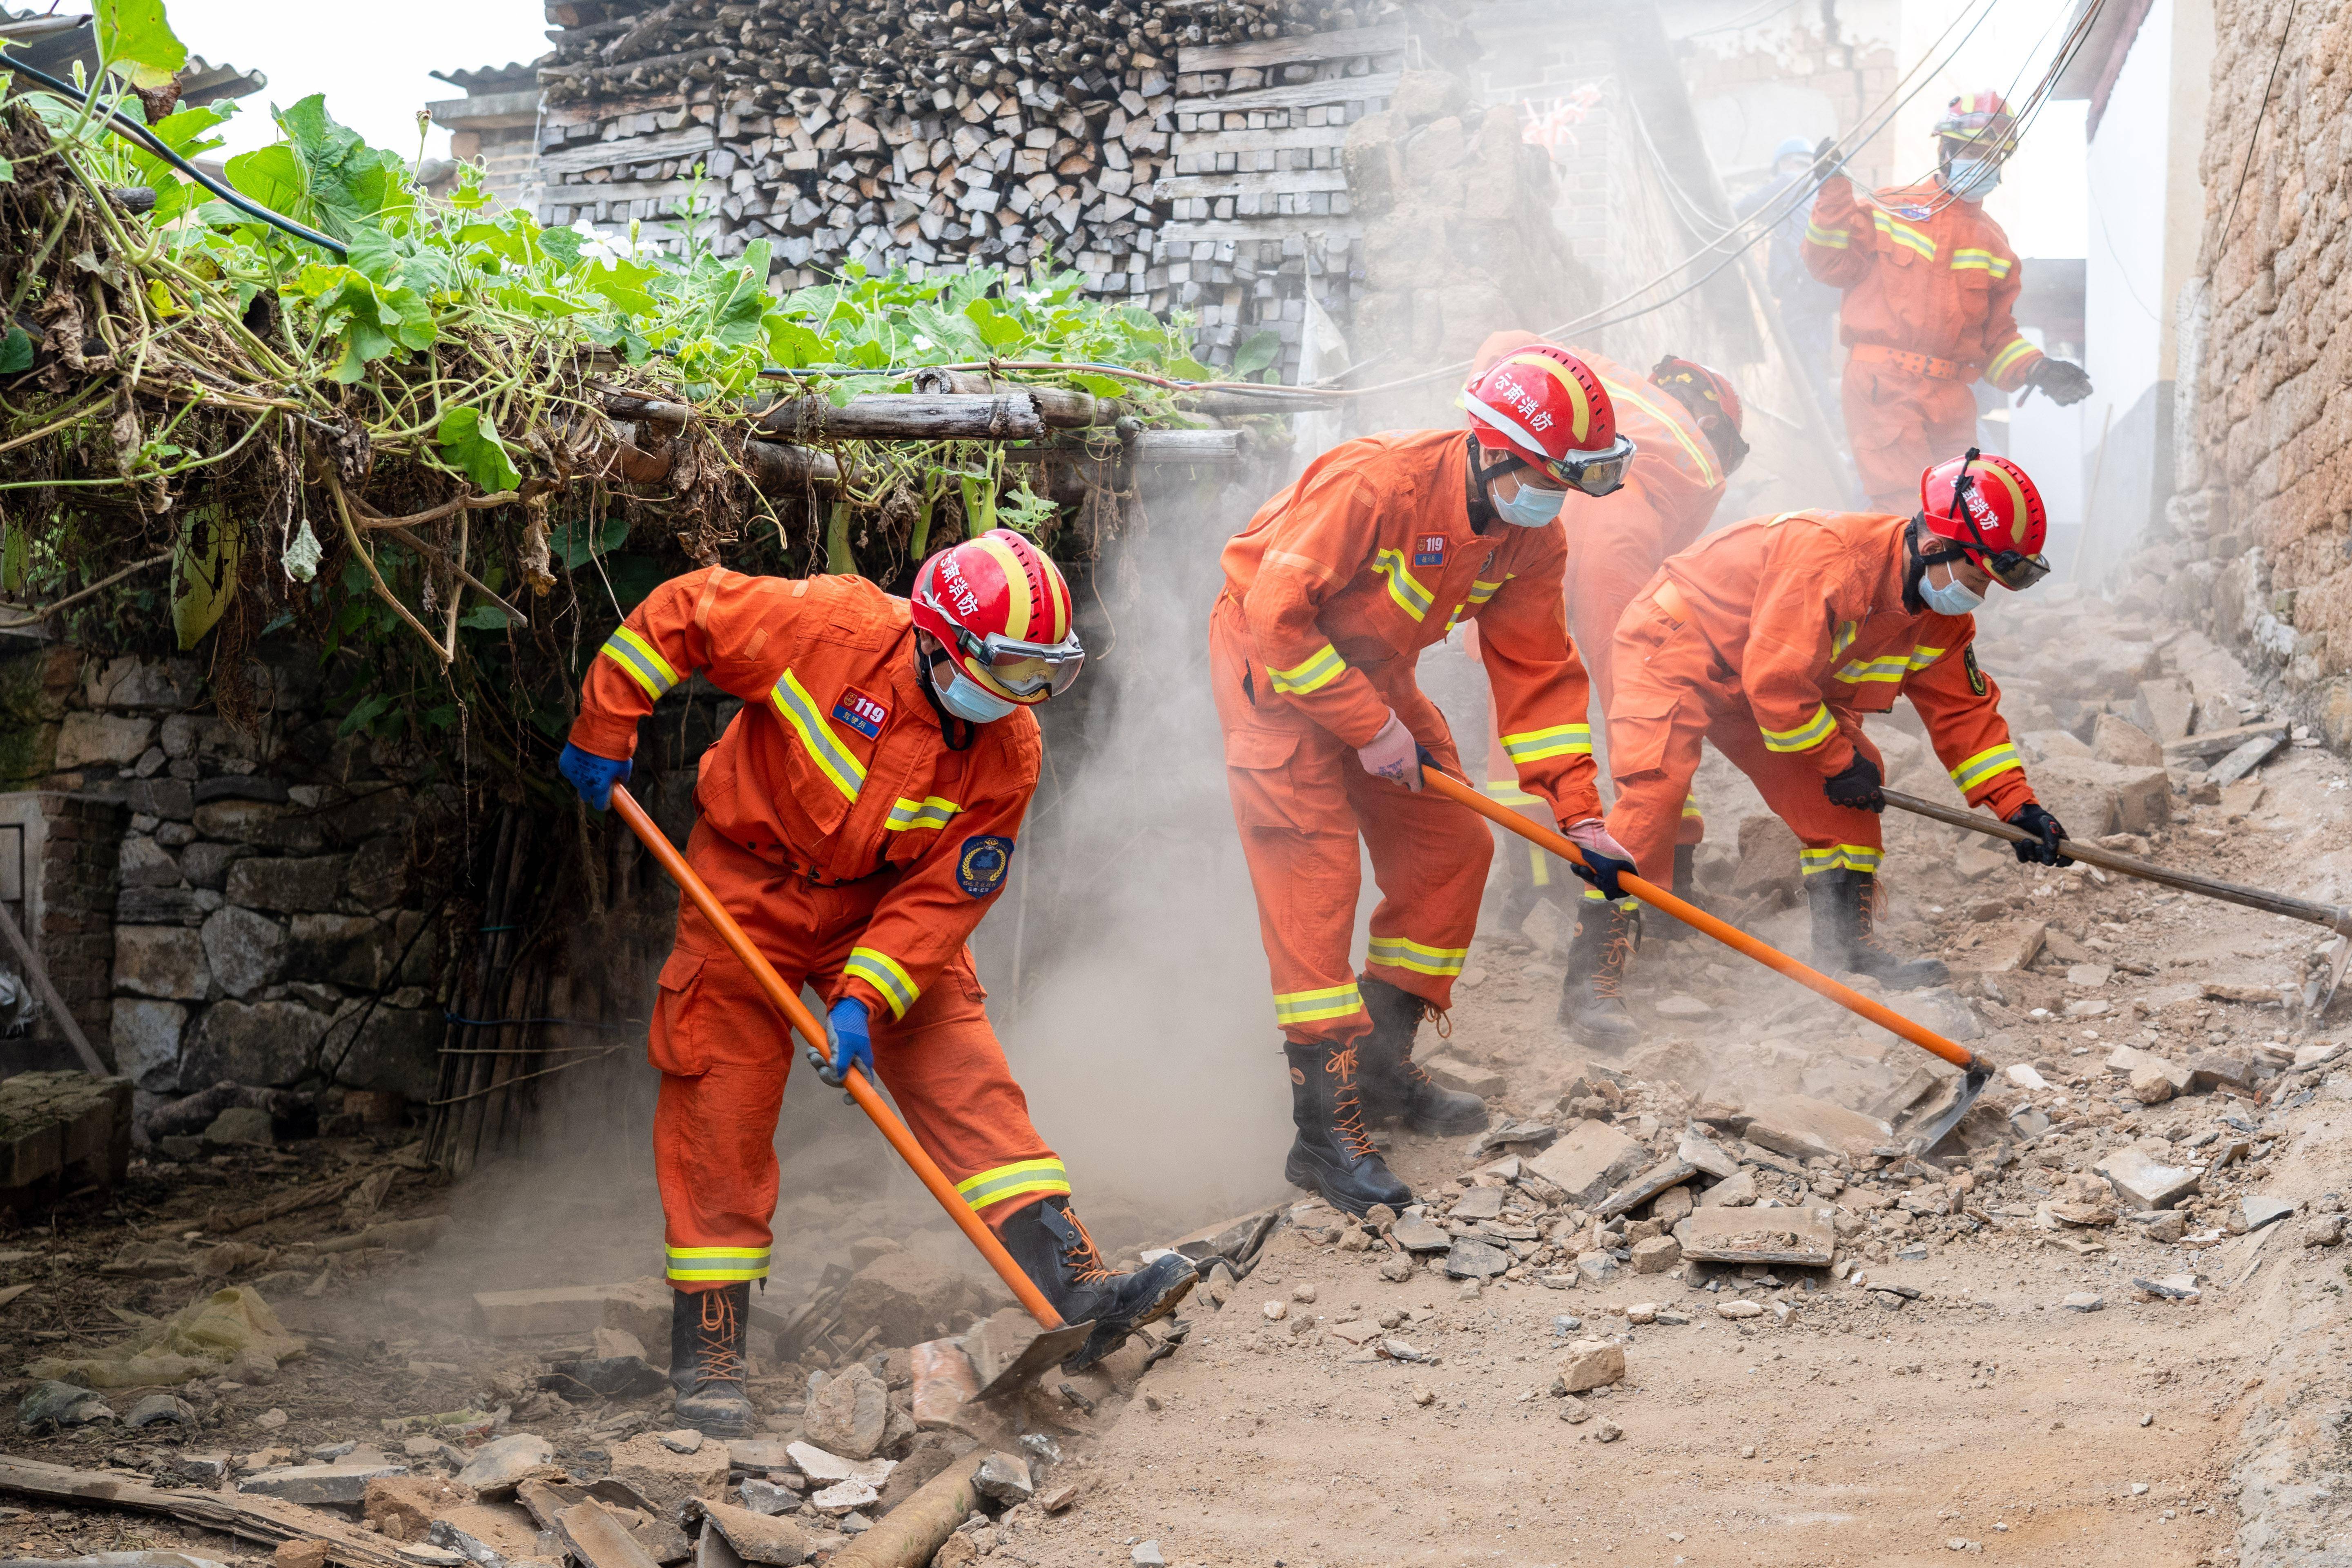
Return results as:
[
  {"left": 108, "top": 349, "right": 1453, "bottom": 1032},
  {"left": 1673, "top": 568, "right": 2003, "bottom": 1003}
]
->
[
  {"left": 956, "top": 835, "right": 1014, "bottom": 898},
  {"left": 1964, "top": 646, "right": 1988, "bottom": 697},
  {"left": 1413, "top": 534, "right": 1447, "bottom": 569},
  {"left": 832, "top": 685, "right": 889, "bottom": 740}
]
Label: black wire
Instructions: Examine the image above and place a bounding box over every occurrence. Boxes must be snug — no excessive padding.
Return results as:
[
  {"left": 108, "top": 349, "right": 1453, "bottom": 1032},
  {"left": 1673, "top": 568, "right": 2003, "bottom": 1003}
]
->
[
  {"left": 2214, "top": 0, "right": 2298, "bottom": 263},
  {"left": 0, "top": 52, "right": 350, "bottom": 257}
]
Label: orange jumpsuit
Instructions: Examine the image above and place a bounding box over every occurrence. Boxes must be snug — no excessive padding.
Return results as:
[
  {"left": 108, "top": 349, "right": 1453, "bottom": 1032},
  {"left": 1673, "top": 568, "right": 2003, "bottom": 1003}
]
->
[
  {"left": 1802, "top": 178, "right": 2044, "bottom": 509},
  {"left": 1603, "top": 509, "right": 2042, "bottom": 885},
  {"left": 570, "top": 569, "right": 1065, "bottom": 1293},
  {"left": 1462, "top": 337, "right": 1730, "bottom": 890},
  {"left": 1214, "top": 428, "right": 1604, "bottom": 1044}
]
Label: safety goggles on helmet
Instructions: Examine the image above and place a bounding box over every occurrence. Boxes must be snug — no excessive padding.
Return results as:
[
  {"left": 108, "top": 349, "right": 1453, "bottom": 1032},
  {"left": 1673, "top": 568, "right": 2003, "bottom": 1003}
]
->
[
  {"left": 1526, "top": 433, "right": 1637, "bottom": 498},
  {"left": 1928, "top": 452, "right": 2051, "bottom": 591},
  {"left": 947, "top": 626, "right": 1086, "bottom": 699}
]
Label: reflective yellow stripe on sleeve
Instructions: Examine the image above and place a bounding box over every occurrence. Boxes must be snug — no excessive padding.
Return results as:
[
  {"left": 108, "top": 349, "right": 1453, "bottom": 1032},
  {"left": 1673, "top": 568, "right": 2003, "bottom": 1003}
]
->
[
  {"left": 1950, "top": 743, "right": 2024, "bottom": 792},
  {"left": 1367, "top": 935, "right": 1470, "bottom": 978},
  {"left": 1445, "top": 578, "right": 1509, "bottom": 631},
  {"left": 1872, "top": 210, "right": 1937, "bottom": 260},
  {"left": 770, "top": 669, "right": 868, "bottom": 802},
  {"left": 1831, "top": 620, "right": 1859, "bottom": 660},
  {"left": 1799, "top": 844, "right": 1883, "bottom": 876},
  {"left": 885, "top": 796, "right": 964, "bottom": 832},
  {"left": 1272, "top": 983, "right": 1364, "bottom": 1026},
  {"left": 600, "top": 626, "right": 680, "bottom": 700},
  {"left": 1834, "top": 655, "right": 1912, "bottom": 685},
  {"left": 1371, "top": 548, "right": 1434, "bottom": 622},
  {"left": 954, "top": 1158, "right": 1071, "bottom": 1211},
  {"left": 1759, "top": 704, "right": 1836, "bottom": 753},
  {"left": 845, "top": 946, "right": 919, "bottom": 1019},
  {"left": 666, "top": 1245, "right": 771, "bottom": 1283},
  {"left": 1483, "top": 778, "right": 1542, "bottom": 806},
  {"left": 1267, "top": 644, "right": 1347, "bottom": 694},
  {"left": 1806, "top": 221, "right": 1850, "bottom": 249},
  {"left": 1500, "top": 724, "right": 1592, "bottom": 764},
  {"left": 1986, "top": 338, "right": 2039, "bottom": 381}
]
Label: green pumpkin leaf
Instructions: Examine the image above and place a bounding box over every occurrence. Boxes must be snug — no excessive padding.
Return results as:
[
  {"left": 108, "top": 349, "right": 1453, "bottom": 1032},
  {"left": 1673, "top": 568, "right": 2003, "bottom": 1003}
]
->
[
  {"left": 1232, "top": 328, "right": 1283, "bottom": 378},
  {"left": 0, "top": 327, "right": 33, "bottom": 375},
  {"left": 97, "top": 0, "right": 187, "bottom": 90},
  {"left": 436, "top": 406, "right": 522, "bottom": 493}
]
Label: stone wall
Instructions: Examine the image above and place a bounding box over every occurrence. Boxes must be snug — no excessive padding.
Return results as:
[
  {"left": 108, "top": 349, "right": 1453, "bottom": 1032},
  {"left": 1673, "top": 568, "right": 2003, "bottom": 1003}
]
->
[{"left": 0, "top": 642, "right": 457, "bottom": 1119}]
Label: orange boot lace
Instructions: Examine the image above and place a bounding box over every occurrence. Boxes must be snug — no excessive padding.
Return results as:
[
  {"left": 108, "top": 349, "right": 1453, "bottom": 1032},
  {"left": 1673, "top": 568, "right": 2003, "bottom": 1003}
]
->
[
  {"left": 1326, "top": 1045, "right": 1382, "bottom": 1160},
  {"left": 1591, "top": 908, "right": 1636, "bottom": 1000},
  {"left": 1398, "top": 998, "right": 1451, "bottom": 1088},
  {"left": 1053, "top": 1202, "right": 1119, "bottom": 1285},
  {"left": 693, "top": 1289, "right": 745, "bottom": 1386}
]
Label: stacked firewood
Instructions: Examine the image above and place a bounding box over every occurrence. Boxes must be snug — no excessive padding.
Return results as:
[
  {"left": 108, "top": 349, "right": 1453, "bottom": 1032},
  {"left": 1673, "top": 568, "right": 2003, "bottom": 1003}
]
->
[{"left": 534, "top": 0, "right": 1374, "bottom": 312}]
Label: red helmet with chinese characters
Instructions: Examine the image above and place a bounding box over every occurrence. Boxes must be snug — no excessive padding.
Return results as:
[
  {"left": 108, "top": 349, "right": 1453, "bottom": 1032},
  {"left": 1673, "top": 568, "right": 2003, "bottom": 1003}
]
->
[
  {"left": 910, "top": 529, "right": 1083, "bottom": 704},
  {"left": 1459, "top": 345, "right": 1636, "bottom": 497},
  {"left": 1919, "top": 450, "right": 2050, "bottom": 590}
]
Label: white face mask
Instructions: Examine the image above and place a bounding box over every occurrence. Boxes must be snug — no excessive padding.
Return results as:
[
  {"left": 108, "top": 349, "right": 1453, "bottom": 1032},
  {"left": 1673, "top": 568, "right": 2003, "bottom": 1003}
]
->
[
  {"left": 938, "top": 665, "right": 1017, "bottom": 723},
  {"left": 1944, "top": 158, "right": 2001, "bottom": 200},
  {"left": 1490, "top": 473, "right": 1567, "bottom": 528},
  {"left": 1920, "top": 563, "right": 1985, "bottom": 615}
]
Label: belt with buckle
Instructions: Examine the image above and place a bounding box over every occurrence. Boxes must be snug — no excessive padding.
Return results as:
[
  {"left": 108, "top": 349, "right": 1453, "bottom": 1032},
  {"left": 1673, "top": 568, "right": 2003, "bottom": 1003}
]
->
[{"left": 1850, "top": 342, "right": 1977, "bottom": 382}]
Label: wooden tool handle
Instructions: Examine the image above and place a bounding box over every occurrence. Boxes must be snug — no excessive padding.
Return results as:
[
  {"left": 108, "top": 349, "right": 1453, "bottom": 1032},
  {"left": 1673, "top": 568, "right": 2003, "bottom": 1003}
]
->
[
  {"left": 1880, "top": 788, "right": 2352, "bottom": 937},
  {"left": 609, "top": 786, "right": 1066, "bottom": 1329},
  {"left": 1422, "top": 770, "right": 1977, "bottom": 1071}
]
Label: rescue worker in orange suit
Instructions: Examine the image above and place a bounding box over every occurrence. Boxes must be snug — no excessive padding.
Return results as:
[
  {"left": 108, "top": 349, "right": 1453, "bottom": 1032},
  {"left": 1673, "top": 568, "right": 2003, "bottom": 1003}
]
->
[
  {"left": 1459, "top": 332, "right": 1748, "bottom": 947},
  {"left": 1565, "top": 452, "right": 2073, "bottom": 1046},
  {"left": 557, "top": 531, "right": 1193, "bottom": 1434},
  {"left": 1803, "top": 91, "right": 2093, "bottom": 511},
  {"left": 1213, "top": 344, "right": 1641, "bottom": 1213}
]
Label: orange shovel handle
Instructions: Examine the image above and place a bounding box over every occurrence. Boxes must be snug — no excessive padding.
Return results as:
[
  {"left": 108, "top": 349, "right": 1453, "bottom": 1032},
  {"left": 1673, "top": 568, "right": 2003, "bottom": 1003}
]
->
[
  {"left": 1421, "top": 768, "right": 1977, "bottom": 1073},
  {"left": 609, "top": 785, "right": 1066, "bottom": 1329}
]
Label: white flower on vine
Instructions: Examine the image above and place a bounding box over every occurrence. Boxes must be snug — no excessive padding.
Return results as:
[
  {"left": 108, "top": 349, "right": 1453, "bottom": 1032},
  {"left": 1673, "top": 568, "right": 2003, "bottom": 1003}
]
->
[
  {"left": 1019, "top": 289, "right": 1048, "bottom": 305},
  {"left": 910, "top": 334, "right": 934, "bottom": 351},
  {"left": 570, "top": 221, "right": 656, "bottom": 265}
]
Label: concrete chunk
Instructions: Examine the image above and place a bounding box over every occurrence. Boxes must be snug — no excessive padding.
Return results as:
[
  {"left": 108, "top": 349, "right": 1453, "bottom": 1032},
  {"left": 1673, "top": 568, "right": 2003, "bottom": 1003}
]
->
[
  {"left": 473, "top": 1280, "right": 664, "bottom": 1338},
  {"left": 2095, "top": 1147, "right": 2202, "bottom": 1210},
  {"left": 1676, "top": 1205, "right": 1835, "bottom": 1267},
  {"left": 1443, "top": 1238, "right": 1511, "bottom": 1279},
  {"left": 1390, "top": 1213, "right": 1450, "bottom": 1252},
  {"left": 1526, "top": 1120, "right": 1645, "bottom": 1207},
  {"left": 909, "top": 1337, "right": 979, "bottom": 1431},
  {"left": 698, "top": 1498, "right": 813, "bottom": 1566},
  {"left": 238, "top": 1461, "right": 408, "bottom": 1507},
  {"left": 1555, "top": 1338, "right": 1624, "bottom": 1393},
  {"left": 1593, "top": 1159, "right": 1696, "bottom": 1220},
  {"left": 1741, "top": 1095, "right": 1892, "bottom": 1161},
  {"left": 1676, "top": 1132, "right": 1740, "bottom": 1181}
]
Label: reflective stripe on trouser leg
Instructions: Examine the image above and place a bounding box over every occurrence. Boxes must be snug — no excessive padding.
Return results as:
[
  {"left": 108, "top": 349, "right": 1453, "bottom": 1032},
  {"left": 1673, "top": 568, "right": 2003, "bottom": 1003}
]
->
[
  {"left": 1799, "top": 844, "right": 1884, "bottom": 876},
  {"left": 1676, "top": 792, "right": 1705, "bottom": 848},
  {"left": 1350, "top": 748, "right": 1489, "bottom": 1011},
  {"left": 1580, "top": 886, "right": 1640, "bottom": 912},
  {"left": 666, "top": 1245, "right": 771, "bottom": 1283},
  {"left": 1701, "top": 715, "right": 1886, "bottom": 885},
  {"left": 955, "top": 1157, "right": 1071, "bottom": 1213}
]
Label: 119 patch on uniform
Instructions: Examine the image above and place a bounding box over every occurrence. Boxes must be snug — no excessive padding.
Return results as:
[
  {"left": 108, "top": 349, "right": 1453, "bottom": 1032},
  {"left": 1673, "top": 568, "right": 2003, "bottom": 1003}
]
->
[
  {"left": 1413, "top": 534, "right": 1447, "bottom": 568},
  {"left": 832, "top": 685, "right": 889, "bottom": 739},
  {"left": 1964, "top": 647, "right": 1988, "bottom": 696},
  {"left": 957, "top": 835, "right": 1014, "bottom": 897}
]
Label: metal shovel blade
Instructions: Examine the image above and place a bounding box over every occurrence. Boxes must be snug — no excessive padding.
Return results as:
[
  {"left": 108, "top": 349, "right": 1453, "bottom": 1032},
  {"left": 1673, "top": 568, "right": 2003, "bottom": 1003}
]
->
[
  {"left": 1896, "top": 1064, "right": 1993, "bottom": 1155},
  {"left": 965, "top": 1306, "right": 1098, "bottom": 1401}
]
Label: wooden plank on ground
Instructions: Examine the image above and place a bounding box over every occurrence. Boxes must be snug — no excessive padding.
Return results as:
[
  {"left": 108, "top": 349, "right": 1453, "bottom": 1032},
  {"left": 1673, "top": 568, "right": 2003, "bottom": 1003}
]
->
[
  {"left": 1177, "top": 24, "right": 1405, "bottom": 74},
  {"left": 0, "top": 1456, "right": 411, "bottom": 1568}
]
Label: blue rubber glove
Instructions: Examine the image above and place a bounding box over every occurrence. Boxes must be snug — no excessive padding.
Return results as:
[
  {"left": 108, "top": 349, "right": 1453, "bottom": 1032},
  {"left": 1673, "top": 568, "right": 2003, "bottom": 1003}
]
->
[
  {"left": 820, "top": 996, "right": 874, "bottom": 1089},
  {"left": 558, "top": 742, "right": 630, "bottom": 811}
]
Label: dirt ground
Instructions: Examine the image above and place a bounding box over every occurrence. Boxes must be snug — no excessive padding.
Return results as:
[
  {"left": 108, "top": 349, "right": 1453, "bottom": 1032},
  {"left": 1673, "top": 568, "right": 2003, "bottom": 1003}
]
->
[{"left": 5, "top": 586, "right": 2352, "bottom": 1568}]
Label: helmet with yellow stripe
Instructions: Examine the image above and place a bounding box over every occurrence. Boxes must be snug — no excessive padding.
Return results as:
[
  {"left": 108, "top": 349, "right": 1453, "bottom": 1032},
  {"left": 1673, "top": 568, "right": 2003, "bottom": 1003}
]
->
[
  {"left": 909, "top": 529, "right": 1084, "bottom": 705},
  {"left": 1919, "top": 449, "right": 2049, "bottom": 590},
  {"left": 1934, "top": 89, "right": 2019, "bottom": 156},
  {"left": 1459, "top": 344, "right": 1635, "bottom": 498}
]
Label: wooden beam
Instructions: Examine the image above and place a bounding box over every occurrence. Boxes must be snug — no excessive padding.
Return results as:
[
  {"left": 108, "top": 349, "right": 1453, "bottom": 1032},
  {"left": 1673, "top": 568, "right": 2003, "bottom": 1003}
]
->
[
  {"left": 1158, "top": 218, "right": 1362, "bottom": 243},
  {"left": 0, "top": 1456, "right": 412, "bottom": 1568},
  {"left": 755, "top": 393, "right": 1046, "bottom": 442},
  {"left": 1176, "top": 73, "right": 1398, "bottom": 115},
  {"left": 1177, "top": 24, "right": 1405, "bottom": 74},
  {"left": 538, "top": 126, "right": 717, "bottom": 177},
  {"left": 1172, "top": 124, "right": 1353, "bottom": 158},
  {"left": 0, "top": 901, "right": 105, "bottom": 1076},
  {"left": 1165, "top": 167, "right": 1349, "bottom": 200}
]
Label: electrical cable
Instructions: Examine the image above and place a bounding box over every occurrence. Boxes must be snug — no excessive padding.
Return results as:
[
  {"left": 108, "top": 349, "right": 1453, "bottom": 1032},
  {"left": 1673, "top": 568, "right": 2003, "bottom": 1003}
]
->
[
  {"left": 2213, "top": 0, "right": 2298, "bottom": 262},
  {"left": 0, "top": 51, "right": 350, "bottom": 257}
]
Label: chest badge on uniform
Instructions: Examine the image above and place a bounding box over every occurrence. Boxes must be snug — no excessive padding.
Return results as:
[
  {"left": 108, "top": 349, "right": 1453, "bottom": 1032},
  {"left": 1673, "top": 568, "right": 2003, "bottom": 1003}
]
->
[
  {"left": 832, "top": 685, "right": 889, "bottom": 740},
  {"left": 957, "top": 835, "right": 1014, "bottom": 898},
  {"left": 1896, "top": 204, "right": 1931, "bottom": 220},
  {"left": 1964, "top": 647, "right": 1988, "bottom": 696},
  {"left": 1413, "top": 534, "right": 1447, "bottom": 568}
]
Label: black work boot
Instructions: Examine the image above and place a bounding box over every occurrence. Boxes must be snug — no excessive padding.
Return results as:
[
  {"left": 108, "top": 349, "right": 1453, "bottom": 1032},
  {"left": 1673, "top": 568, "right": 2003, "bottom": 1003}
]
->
[
  {"left": 669, "top": 1283, "right": 753, "bottom": 1436},
  {"left": 1558, "top": 897, "right": 1641, "bottom": 1051},
  {"left": 1357, "top": 976, "right": 1490, "bottom": 1135},
  {"left": 1283, "top": 1041, "right": 1413, "bottom": 1216},
  {"left": 998, "top": 1196, "right": 1196, "bottom": 1369},
  {"left": 1650, "top": 843, "right": 1707, "bottom": 942},
  {"left": 1806, "top": 868, "right": 1948, "bottom": 989}
]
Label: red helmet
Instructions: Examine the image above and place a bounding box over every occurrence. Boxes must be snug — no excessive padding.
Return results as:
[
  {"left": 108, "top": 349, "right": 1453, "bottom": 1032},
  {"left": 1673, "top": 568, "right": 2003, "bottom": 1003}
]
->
[
  {"left": 1649, "top": 354, "right": 1748, "bottom": 472},
  {"left": 1459, "top": 345, "right": 1635, "bottom": 497},
  {"left": 1935, "top": 89, "right": 2018, "bottom": 154},
  {"left": 1919, "top": 450, "right": 2049, "bottom": 590},
  {"left": 909, "top": 529, "right": 1083, "bottom": 704}
]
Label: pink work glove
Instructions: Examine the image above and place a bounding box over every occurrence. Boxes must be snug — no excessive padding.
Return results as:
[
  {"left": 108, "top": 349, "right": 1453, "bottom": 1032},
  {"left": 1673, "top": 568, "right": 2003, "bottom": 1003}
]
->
[
  {"left": 1356, "top": 712, "right": 1422, "bottom": 791},
  {"left": 1561, "top": 817, "right": 1636, "bottom": 900}
]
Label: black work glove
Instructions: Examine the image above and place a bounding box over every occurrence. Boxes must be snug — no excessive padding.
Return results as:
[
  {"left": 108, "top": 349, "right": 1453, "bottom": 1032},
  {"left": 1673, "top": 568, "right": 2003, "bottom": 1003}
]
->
[
  {"left": 1568, "top": 847, "right": 1637, "bottom": 903},
  {"left": 2028, "top": 357, "right": 2094, "bottom": 407},
  {"left": 2008, "top": 802, "right": 2072, "bottom": 866},
  {"left": 1823, "top": 753, "right": 1884, "bottom": 812},
  {"left": 1810, "top": 136, "right": 1841, "bottom": 184}
]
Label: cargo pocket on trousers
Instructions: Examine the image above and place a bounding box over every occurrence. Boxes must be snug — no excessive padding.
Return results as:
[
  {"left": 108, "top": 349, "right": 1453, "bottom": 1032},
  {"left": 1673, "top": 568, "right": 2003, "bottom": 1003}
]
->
[
  {"left": 1606, "top": 690, "right": 1685, "bottom": 781},
  {"left": 647, "top": 946, "right": 713, "bottom": 1076},
  {"left": 1222, "top": 725, "right": 1306, "bottom": 831}
]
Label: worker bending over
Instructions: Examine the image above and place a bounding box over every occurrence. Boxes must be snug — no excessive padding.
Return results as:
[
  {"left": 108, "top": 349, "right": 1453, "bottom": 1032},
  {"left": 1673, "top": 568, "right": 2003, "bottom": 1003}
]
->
[
  {"left": 1567, "top": 452, "right": 2071, "bottom": 1046},
  {"left": 1804, "top": 91, "right": 2092, "bottom": 511},
  {"left": 559, "top": 533, "right": 1192, "bottom": 1434},
  {"left": 1462, "top": 332, "right": 1746, "bottom": 947},
  {"left": 1213, "top": 344, "right": 1639, "bottom": 1214}
]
